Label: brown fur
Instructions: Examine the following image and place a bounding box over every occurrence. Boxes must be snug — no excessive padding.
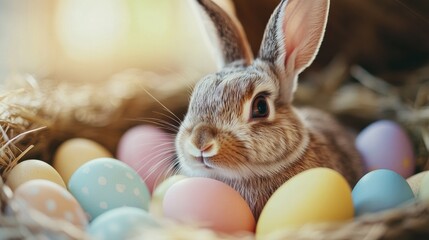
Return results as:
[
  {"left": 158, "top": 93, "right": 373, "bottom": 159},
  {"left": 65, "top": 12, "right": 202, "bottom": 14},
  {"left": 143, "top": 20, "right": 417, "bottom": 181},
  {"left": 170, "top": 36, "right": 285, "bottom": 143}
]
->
[{"left": 175, "top": 0, "right": 364, "bottom": 219}]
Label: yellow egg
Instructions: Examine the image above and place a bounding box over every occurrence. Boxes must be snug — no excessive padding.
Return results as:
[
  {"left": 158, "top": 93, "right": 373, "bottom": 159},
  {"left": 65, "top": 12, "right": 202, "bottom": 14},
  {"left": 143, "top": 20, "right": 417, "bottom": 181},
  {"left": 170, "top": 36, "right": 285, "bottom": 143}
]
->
[
  {"left": 6, "top": 160, "right": 66, "bottom": 191},
  {"left": 150, "top": 175, "right": 187, "bottom": 217},
  {"left": 53, "top": 138, "right": 112, "bottom": 184},
  {"left": 407, "top": 171, "right": 429, "bottom": 197},
  {"left": 256, "top": 168, "right": 354, "bottom": 238}
]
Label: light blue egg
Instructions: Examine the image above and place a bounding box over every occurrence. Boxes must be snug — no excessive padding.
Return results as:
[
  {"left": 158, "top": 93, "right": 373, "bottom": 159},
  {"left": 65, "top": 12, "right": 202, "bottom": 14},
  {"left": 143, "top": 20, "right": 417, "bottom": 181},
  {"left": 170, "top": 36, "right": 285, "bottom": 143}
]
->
[
  {"left": 88, "top": 207, "right": 159, "bottom": 240},
  {"left": 68, "top": 158, "right": 150, "bottom": 220},
  {"left": 352, "top": 169, "right": 414, "bottom": 216}
]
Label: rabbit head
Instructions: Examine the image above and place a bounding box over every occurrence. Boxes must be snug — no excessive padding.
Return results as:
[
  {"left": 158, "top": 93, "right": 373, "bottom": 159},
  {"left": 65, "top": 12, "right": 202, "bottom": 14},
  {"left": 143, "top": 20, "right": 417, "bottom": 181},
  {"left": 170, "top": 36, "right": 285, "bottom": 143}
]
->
[{"left": 176, "top": 0, "right": 330, "bottom": 181}]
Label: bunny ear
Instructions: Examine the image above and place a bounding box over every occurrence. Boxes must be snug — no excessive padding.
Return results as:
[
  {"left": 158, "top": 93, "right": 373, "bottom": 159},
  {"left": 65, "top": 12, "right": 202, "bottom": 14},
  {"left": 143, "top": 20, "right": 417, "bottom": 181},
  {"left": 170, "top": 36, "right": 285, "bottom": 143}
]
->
[
  {"left": 194, "top": 0, "right": 253, "bottom": 68},
  {"left": 258, "top": 0, "right": 329, "bottom": 103}
]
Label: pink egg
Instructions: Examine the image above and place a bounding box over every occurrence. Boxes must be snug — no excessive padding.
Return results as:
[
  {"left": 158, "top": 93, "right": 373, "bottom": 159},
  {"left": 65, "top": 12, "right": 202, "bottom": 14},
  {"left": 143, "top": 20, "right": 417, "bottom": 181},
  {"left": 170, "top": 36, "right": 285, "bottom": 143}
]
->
[
  {"left": 163, "top": 177, "right": 255, "bottom": 234},
  {"left": 117, "top": 125, "right": 175, "bottom": 192},
  {"left": 356, "top": 120, "right": 415, "bottom": 178},
  {"left": 13, "top": 179, "right": 88, "bottom": 228}
]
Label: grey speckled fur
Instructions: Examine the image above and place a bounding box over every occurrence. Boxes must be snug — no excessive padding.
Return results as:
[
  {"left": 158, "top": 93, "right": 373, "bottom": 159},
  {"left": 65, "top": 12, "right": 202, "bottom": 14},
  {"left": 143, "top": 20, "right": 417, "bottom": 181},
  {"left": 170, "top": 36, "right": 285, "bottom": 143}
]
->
[{"left": 175, "top": 0, "right": 364, "bottom": 219}]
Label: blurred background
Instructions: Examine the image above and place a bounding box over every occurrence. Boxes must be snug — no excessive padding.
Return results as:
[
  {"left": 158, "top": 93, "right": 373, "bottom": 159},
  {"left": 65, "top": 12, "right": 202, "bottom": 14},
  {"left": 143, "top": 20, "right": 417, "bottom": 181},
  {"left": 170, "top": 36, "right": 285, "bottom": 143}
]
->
[
  {"left": 0, "top": 0, "right": 228, "bottom": 85},
  {"left": 1, "top": 0, "right": 428, "bottom": 85},
  {"left": 235, "top": 0, "right": 429, "bottom": 82}
]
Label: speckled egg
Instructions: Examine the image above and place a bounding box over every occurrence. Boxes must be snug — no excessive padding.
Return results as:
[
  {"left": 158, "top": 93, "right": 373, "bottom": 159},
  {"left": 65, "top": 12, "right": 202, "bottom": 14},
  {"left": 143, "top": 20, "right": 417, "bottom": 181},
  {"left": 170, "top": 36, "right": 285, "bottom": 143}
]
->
[
  {"left": 88, "top": 207, "right": 159, "bottom": 240},
  {"left": 68, "top": 158, "right": 150, "bottom": 220},
  {"left": 117, "top": 125, "right": 175, "bottom": 192},
  {"left": 356, "top": 120, "right": 415, "bottom": 178},
  {"left": 352, "top": 169, "right": 415, "bottom": 216},
  {"left": 12, "top": 179, "right": 88, "bottom": 228},
  {"left": 6, "top": 159, "right": 66, "bottom": 191}
]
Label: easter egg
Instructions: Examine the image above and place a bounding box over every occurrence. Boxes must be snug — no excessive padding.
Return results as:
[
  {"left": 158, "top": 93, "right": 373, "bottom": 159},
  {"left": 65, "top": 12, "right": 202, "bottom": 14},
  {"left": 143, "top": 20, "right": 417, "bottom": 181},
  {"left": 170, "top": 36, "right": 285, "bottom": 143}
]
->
[
  {"left": 150, "top": 175, "right": 187, "bottom": 217},
  {"left": 256, "top": 168, "right": 353, "bottom": 238},
  {"left": 163, "top": 177, "right": 255, "bottom": 234},
  {"left": 419, "top": 173, "right": 429, "bottom": 201},
  {"left": 356, "top": 120, "right": 415, "bottom": 178},
  {"left": 6, "top": 159, "right": 66, "bottom": 191},
  {"left": 407, "top": 171, "right": 429, "bottom": 197},
  {"left": 352, "top": 169, "right": 414, "bottom": 216},
  {"left": 68, "top": 158, "right": 150, "bottom": 220},
  {"left": 117, "top": 125, "right": 175, "bottom": 192},
  {"left": 13, "top": 179, "right": 88, "bottom": 228},
  {"left": 53, "top": 138, "right": 113, "bottom": 184},
  {"left": 88, "top": 207, "right": 159, "bottom": 240}
]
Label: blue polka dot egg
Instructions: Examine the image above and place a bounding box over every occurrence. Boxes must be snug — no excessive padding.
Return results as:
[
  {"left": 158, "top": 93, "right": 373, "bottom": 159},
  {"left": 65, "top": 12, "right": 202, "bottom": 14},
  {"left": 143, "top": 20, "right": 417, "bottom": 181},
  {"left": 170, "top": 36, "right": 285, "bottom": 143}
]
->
[
  {"left": 68, "top": 158, "right": 150, "bottom": 220},
  {"left": 88, "top": 207, "right": 159, "bottom": 240}
]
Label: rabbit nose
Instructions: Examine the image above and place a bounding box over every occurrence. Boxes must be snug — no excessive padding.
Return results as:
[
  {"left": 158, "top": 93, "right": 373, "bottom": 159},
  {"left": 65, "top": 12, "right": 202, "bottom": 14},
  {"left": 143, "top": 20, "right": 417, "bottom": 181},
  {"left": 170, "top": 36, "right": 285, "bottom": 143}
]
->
[
  {"left": 200, "top": 141, "right": 218, "bottom": 158},
  {"left": 185, "top": 139, "right": 218, "bottom": 158},
  {"left": 191, "top": 123, "right": 216, "bottom": 147},
  {"left": 187, "top": 123, "right": 219, "bottom": 158},
  {"left": 200, "top": 143, "right": 213, "bottom": 152}
]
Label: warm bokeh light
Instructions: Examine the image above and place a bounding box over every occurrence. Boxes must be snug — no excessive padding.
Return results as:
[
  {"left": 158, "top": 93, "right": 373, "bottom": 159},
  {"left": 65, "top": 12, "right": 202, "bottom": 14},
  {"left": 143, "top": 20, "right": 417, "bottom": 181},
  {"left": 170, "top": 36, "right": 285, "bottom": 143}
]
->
[
  {"left": 55, "top": 0, "right": 129, "bottom": 61},
  {"left": 0, "top": 0, "right": 235, "bottom": 84},
  {"left": 0, "top": 0, "right": 54, "bottom": 82}
]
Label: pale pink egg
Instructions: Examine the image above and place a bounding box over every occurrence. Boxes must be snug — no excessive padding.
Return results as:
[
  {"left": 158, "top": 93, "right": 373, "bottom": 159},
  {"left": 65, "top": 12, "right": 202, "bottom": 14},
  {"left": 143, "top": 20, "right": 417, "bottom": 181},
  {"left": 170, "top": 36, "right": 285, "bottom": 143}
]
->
[
  {"left": 163, "top": 177, "right": 255, "bottom": 234},
  {"left": 13, "top": 179, "right": 88, "bottom": 228},
  {"left": 117, "top": 125, "right": 175, "bottom": 192}
]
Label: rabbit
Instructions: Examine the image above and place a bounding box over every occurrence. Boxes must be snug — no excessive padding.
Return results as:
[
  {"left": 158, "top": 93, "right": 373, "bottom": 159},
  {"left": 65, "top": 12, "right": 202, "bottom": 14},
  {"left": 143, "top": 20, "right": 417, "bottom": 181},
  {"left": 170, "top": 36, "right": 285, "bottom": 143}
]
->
[{"left": 175, "top": 0, "right": 365, "bottom": 219}]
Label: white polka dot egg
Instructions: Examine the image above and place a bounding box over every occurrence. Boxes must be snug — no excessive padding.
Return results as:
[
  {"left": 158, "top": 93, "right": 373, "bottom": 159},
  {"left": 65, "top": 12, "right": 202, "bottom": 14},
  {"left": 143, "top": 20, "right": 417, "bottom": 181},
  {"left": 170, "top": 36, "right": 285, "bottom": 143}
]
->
[
  {"left": 88, "top": 207, "right": 159, "bottom": 240},
  {"left": 12, "top": 179, "right": 88, "bottom": 228},
  {"left": 68, "top": 158, "right": 151, "bottom": 220}
]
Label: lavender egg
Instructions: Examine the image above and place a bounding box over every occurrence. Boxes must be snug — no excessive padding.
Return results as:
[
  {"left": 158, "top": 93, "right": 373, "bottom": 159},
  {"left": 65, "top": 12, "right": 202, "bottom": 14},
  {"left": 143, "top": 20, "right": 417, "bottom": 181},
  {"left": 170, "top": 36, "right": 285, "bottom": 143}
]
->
[{"left": 356, "top": 120, "right": 414, "bottom": 178}]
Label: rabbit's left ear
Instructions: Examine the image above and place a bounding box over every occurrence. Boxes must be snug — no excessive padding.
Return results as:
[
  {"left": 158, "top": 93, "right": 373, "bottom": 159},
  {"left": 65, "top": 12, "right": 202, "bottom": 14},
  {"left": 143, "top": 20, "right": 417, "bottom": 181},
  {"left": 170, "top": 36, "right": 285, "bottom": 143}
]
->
[
  {"left": 258, "top": 0, "right": 329, "bottom": 104},
  {"left": 193, "top": 0, "right": 253, "bottom": 69}
]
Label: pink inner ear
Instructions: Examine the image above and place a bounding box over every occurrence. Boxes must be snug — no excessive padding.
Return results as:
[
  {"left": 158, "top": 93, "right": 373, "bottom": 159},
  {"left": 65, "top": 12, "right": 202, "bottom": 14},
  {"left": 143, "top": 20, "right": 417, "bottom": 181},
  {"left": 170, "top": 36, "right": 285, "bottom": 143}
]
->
[
  {"left": 281, "top": 0, "right": 328, "bottom": 72},
  {"left": 283, "top": 2, "right": 301, "bottom": 55}
]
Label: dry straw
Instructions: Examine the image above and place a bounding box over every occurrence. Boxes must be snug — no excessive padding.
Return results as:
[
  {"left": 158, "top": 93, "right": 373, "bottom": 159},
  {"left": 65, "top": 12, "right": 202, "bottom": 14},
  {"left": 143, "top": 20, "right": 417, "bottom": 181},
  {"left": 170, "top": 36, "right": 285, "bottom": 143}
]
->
[{"left": 0, "top": 62, "right": 428, "bottom": 239}]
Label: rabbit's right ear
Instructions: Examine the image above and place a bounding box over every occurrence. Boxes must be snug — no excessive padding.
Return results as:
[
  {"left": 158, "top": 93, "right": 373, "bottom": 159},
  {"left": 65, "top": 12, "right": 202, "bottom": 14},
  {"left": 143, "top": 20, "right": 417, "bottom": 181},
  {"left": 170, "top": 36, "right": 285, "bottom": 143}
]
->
[
  {"left": 258, "top": 0, "right": 329, "bottom": 104},
  {"left": 192, "top": 0, "right": 253, "bottom": 69}
]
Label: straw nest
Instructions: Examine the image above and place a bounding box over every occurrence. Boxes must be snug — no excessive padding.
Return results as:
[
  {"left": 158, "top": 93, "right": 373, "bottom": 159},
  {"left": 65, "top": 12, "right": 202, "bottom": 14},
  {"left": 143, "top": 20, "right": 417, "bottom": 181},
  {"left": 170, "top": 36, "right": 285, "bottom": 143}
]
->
[{"left": 0, "top": 61, "right": 428, "bottom": 239}]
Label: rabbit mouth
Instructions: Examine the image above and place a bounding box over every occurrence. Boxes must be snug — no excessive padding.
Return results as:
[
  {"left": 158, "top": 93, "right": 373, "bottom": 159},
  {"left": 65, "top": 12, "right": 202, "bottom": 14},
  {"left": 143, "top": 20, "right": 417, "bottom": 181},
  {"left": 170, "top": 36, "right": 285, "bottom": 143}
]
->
[{"left": 195, "top": 156, "right": 215, "bottom": 169}]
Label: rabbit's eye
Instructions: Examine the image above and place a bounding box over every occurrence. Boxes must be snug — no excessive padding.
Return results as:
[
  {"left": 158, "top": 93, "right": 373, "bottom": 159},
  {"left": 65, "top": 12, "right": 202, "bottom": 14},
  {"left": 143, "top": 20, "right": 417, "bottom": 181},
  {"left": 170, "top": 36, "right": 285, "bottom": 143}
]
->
[{"left": 251, "top": 95, "right": 269, "bottom": 119}]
